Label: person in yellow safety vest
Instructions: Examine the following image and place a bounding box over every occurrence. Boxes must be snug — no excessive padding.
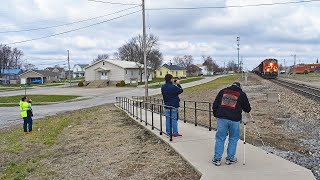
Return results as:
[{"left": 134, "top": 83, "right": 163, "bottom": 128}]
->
[{"left": 19, "top": 96, "right": 33, "bottom": 134}]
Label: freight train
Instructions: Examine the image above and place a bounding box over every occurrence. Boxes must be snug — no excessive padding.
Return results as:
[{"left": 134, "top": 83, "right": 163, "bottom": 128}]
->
[{"left": 253, "top": 58, "right": 279, "bottom": 79}]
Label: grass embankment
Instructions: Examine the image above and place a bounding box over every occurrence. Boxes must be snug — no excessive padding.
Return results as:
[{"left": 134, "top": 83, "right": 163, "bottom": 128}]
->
[
  {"left": 149, "top": 77, "right": 203, "bottom": 89},
  {"left": 0, "top": 95, "right": 80, "bottom": 107},
  {"left": 178, "top": 75, "right": 240, "bottom": 129},
  {"left": 0, "top": 105, "right": 200, "bottom": 179}
]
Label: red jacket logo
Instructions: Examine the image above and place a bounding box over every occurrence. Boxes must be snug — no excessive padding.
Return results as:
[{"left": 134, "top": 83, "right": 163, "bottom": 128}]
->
[{"left": 221, "top": 90, "right": 240, "bottom": 109}]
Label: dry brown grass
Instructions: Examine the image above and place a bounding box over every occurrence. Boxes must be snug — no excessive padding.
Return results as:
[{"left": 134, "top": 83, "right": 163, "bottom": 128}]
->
[{"left": 0, "top": 105, "right": 200, "bottom": 180}]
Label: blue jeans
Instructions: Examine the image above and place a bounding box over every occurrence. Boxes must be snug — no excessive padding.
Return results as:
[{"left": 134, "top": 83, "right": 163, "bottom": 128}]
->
[
  {"left": 23, "top": 117, "right": 33, "bottom": 132},
  {"left": 165, "top": 109, "right": 178, "bottom": 135},
  {"left": 214, "top": 118, "right": 240, "bottom": 161}
]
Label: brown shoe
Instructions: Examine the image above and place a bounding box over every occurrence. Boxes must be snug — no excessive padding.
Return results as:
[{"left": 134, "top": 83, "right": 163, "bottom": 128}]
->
[
  {"left": 24, "top": 132, "right": 29, "bottom": 135},
  {"left": 28, "top": 132, "right": 32, "bottom": 135}
]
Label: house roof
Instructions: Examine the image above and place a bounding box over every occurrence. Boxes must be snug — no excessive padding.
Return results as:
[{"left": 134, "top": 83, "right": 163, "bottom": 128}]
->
[
  {"left": 77, "top": 64, "right": 89, "bottom": 68},
  {"left": 19, "top": 70, "right": 59, "bottom": 77},
  {"left": 85, "top": 59, "right": 149, "bottom": 70},
  {"left": 162, "top": 64, "right": 185, "bottom": 71},
  {"left": 186, "top": 64, "right": 202, "bottom": 71},
  {"left": 0, "top": 69, "right": 22, "bottom": 75}
]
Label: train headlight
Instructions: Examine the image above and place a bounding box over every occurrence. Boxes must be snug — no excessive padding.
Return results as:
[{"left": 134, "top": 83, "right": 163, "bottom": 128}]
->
[{"left": 266, "top": 69, "right": 270, "bottom": 72}]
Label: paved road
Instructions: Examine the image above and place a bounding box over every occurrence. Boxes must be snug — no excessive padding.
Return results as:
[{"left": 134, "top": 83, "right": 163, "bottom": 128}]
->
[{"left": 0, "top": 76, "right": 223, "bottom": 129}]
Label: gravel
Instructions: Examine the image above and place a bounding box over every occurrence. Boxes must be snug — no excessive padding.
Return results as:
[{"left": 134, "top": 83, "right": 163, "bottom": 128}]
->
[{"left": 241, "top": 74, "right": 320, "bottom": 180}]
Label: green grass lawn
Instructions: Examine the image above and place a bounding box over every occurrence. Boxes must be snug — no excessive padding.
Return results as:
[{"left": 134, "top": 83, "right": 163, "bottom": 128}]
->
[
  {"left": 183, "top": 75, "right": 240, "bottom": 92},
  {"left": 0, "top": 95, "right": 80, "bottom": 104},
  {"left": 137, "top": 78, "right": 164, "bottom": 85},
  {"left": 149, "top": 77, "right": 203, "bottom": 89},
  {"left": 0, "top": 109, "right": 83, "bottom": 179},
  {"left": 0, "top": 88, "right": 26, "bottom": 92}
]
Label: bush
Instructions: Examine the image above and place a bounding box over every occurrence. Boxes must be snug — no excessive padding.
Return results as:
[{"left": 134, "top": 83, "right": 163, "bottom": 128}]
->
[
  {"left": 78, "top": 81, "right": 84, "bottom": 87},
  {"left": 116, "top": 80, "right": 126, "bottom": 87}
]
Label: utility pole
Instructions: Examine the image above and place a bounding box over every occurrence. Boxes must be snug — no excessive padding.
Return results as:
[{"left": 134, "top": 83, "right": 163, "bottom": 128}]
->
[
  {"left": 142, "top": 0, "right": 148, "bottom": 97},
  {"left": 241, "top": 56, "right": 243, "bottom": 78},
  {"left": 237, "top": 37, "right": 240, "bottom": 72},
  {"left": 293, "top": 54, "right": 296, "bottom": 75},
  {"left": 67, "top": 50, "right": 71, "bottom": 86}
]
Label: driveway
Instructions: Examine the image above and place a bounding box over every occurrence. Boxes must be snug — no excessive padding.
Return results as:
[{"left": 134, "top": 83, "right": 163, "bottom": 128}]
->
[{"left": 0, "top": 76, "right": 225, "bottom": 129}]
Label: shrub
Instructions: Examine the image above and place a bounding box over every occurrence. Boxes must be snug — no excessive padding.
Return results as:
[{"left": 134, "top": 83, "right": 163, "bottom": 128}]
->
[
  {"left": 119, "top": 80, "right": 126, "bottom": 87},
  {"left": 78, "top": 81, "right": 84, "bottom": 87}
]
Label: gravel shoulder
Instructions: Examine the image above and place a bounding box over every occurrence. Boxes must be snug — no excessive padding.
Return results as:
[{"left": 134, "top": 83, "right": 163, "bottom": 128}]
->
[
  {"left": 178, "top": 74, "right": 320, "bottom": 179},
  {"left": 0, "top": 105, "right": 200, "bottom": 180}
]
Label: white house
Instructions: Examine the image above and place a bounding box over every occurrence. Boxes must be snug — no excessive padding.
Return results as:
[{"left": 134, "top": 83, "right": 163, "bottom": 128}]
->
[
  {"left": 84, "top": 59, "right": 152, "bottom": 84},
  {"left": 73, "top": 64, "right": 88, "bottom": 78}
]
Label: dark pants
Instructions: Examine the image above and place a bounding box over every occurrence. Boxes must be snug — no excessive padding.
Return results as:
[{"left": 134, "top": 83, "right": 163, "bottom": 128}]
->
[{"left": 23, "top": 117, "right": 33, "bottom": 132}]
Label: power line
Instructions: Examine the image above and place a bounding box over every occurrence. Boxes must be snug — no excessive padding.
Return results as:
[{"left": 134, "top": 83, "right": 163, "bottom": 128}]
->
[
  {"left": 146, "top": 0, "right": 320, "bottom": 10},
  {"left": 5, "top": 10, "right": 141, "bottom": 45},
  {"left": 88, "top": 0, "right": 141, "bottom": 6},
  {"left": 0, "top": 6, "right": 140, "bottom": 34}
]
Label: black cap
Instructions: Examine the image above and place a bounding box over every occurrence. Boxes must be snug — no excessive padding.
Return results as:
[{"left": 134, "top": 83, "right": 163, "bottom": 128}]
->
[{"left": 232, "top": 82, "right": 241, "bottom": 88}]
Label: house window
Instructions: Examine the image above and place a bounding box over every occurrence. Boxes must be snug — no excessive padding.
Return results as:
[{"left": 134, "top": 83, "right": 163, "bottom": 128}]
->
[
  {"left": 311, "top": 66, "right": 315, "bottom": 68},
  {"left": 160, "top": 71, "right": 162, "bottom": 76},
  {"left": 126, "top": 70, "right": 128, "bottom": 74},
  {"left": 103, "top": 62, "right": 105, "bottom": 65},
  {"left": 131, "top": 71, "right": 133, "bottom": 76},
  {"left": 102, "top": 72, "right": 104, "bottom": 75}
]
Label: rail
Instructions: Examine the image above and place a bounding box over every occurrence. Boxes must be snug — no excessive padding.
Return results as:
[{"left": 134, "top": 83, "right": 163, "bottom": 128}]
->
[
  {"left": 271, "top": 79, "right": 320, "bottom": 99},
  {"left": 132, "top": 96, "right": 215, "bottom": 131},
  {"left": 116, "top": 97, "right": 177, "bottom": 141}
]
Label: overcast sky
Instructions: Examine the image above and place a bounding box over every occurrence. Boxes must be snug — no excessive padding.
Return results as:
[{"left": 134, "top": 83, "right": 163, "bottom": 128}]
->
[{"left": 1, "top": 0, "right": 320, "bottom": 70}]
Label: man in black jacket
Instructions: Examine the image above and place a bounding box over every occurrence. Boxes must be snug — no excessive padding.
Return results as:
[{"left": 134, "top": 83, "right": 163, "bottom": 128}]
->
[
  {"left": 161, "top": 74, "right": 183, "bottom": 137},
  {"left": 212, "top": 82, "right": 251, "bottom": 166}
]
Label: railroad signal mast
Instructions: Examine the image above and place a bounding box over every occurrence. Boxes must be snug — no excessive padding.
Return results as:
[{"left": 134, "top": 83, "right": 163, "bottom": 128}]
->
[{"left": 237, "top": 37, "right": 240, "bottom": 72}]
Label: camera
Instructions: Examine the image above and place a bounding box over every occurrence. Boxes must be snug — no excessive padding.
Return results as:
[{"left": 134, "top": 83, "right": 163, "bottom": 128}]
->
[{"left": 173, "top": 79, "right": 177, "bottom": 83}]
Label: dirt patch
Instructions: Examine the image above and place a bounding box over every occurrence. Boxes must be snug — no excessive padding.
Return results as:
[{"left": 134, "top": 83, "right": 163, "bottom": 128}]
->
[{"left": 25, "top": 105, "right": 201, "bottom": 179}]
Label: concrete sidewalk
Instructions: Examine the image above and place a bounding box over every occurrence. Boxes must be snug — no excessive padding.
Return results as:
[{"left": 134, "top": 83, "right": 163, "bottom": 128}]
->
[{"left": 117, "top": 104, "right": 316, "bottom": 180}]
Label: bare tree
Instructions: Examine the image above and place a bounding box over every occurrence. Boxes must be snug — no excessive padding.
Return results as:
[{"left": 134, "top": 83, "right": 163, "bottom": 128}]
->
[
  {"left": 118, "top": 34, "right": 163, "bottom": 82},
  {"left": 0, "top": 44, "right": 24, "bottom": 77},
  {"left": 92, "top": 54, "right": 109, "bottom": 63},
  {"left": 23, "top": 63, "right": 36, "bottom": 71},
  {"left": 227, "top": 60, "right": 237, "bottom": 71},
  {"left": 202, "top": 56, "right": 219, "bottom": 72},
  {"left": 173, "top": 55, "right": 193, "bottom": 68}
]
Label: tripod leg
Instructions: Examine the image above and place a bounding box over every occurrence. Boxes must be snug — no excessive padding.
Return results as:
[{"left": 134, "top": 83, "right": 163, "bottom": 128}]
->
[
  {"left": 249, "top": 112, "right": 270, "bottom": 154},
  {"left": 243, "top": 113, "right": 247, "bottom": 165}
]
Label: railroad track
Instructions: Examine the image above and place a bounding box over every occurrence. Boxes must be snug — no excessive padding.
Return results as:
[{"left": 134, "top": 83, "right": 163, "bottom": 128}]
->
[{"left": 270, "top": 78, "right": 320, "bottom": 100}]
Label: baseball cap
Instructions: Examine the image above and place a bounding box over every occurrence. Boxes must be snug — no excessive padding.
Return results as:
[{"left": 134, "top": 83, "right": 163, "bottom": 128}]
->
[{"left": 232, "top": 82, "right": 241, "bottom": 88}]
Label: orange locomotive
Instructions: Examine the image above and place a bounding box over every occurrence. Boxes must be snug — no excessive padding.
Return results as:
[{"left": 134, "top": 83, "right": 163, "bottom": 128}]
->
[{"left": 253, "top": 58, "right": 278, "bottom": 79}]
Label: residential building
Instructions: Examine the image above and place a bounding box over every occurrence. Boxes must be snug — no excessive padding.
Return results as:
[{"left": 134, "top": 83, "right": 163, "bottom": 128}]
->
[
  {"left": 19, "top": 70, "right": 59, "bottom": 84},
  {"left": 0, "top": 69, "right": 22, "bottom": 84},
  {"left": 186, "top": 64, "right": 202, "bottom": 76},
  {"left": 73, "top": 64, "right": 88, "bottom": 78},
  {"left": 196, "top": 64, "right": 214, "bottom": 75},
  {"left": 155, "top": 63, "right": 186, "bottom": 78},
  {"left": 84, "top": 59, "right": 152, "bottom": 84},
  {"left": 45, "top": 67, "right": 66, "bottom": 80}
]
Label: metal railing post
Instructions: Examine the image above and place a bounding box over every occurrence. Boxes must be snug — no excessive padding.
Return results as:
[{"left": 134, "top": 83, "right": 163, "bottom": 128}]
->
[
  {"left": 184, "top": 101, "right": 186, "bottom": 123},
  {"left": 209, "top": 102, "right": 212, "bottom": 131},
  {"left": 145, "top": 102, "right": 148, "bottom": 126},
  {"left": 136, "top": 100, "right": 139, "bottom": 120},
  {"left": 195, "top": 102, "right": 197, "bottom": 126},
  {"left": 132, "top": 99, "right": 135, "bottom": 117},
  {"left": 151, "top": 104, "right": 154, "bottom": 130},
  {"left": 140, "top": 101, "right": 143, "bottom": 122},
  {"left": 170, "top": 108, "right": 173, "bottom": 141},
  {"left": 160, "top": 105, "right": 163, "bottom": 135}
]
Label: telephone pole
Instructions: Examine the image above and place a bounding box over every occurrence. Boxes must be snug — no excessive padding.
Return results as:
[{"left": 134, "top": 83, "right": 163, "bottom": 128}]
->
[
  {"left": 67, "top": 50, "right": 71, "bottom": 86},
  {"left": 237, "top": 37, "right": 240, "bottom": 72},
  {"left": 142, "top": 0, "right": 148, "bottom": 97}
]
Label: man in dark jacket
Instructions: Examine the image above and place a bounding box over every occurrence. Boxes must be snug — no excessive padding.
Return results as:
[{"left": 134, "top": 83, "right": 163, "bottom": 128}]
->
[
  {"left": 212, "top": 82, "right": 251, "bottom": 166},
  {"left": 161, "top": 74, "right": 183, "bottom": 137}
]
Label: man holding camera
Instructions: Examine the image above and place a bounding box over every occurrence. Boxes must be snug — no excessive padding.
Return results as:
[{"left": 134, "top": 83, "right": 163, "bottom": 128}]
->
[
  {"left": 212, "top": 82, "right": 251, "bottom": 166},
  {"left": 161, "top": 74, "right": 183, "bottom": 137}
]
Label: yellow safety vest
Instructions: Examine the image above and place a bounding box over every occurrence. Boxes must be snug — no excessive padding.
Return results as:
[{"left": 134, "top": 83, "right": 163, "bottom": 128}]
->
[{"left": 19, "top": 101, "right": 30, "bottom": 118}]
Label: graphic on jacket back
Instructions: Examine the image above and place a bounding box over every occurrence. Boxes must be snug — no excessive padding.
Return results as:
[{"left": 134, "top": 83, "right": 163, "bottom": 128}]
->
[{"left": 221, "top": 90, "right": 240, "bottom": 109}]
